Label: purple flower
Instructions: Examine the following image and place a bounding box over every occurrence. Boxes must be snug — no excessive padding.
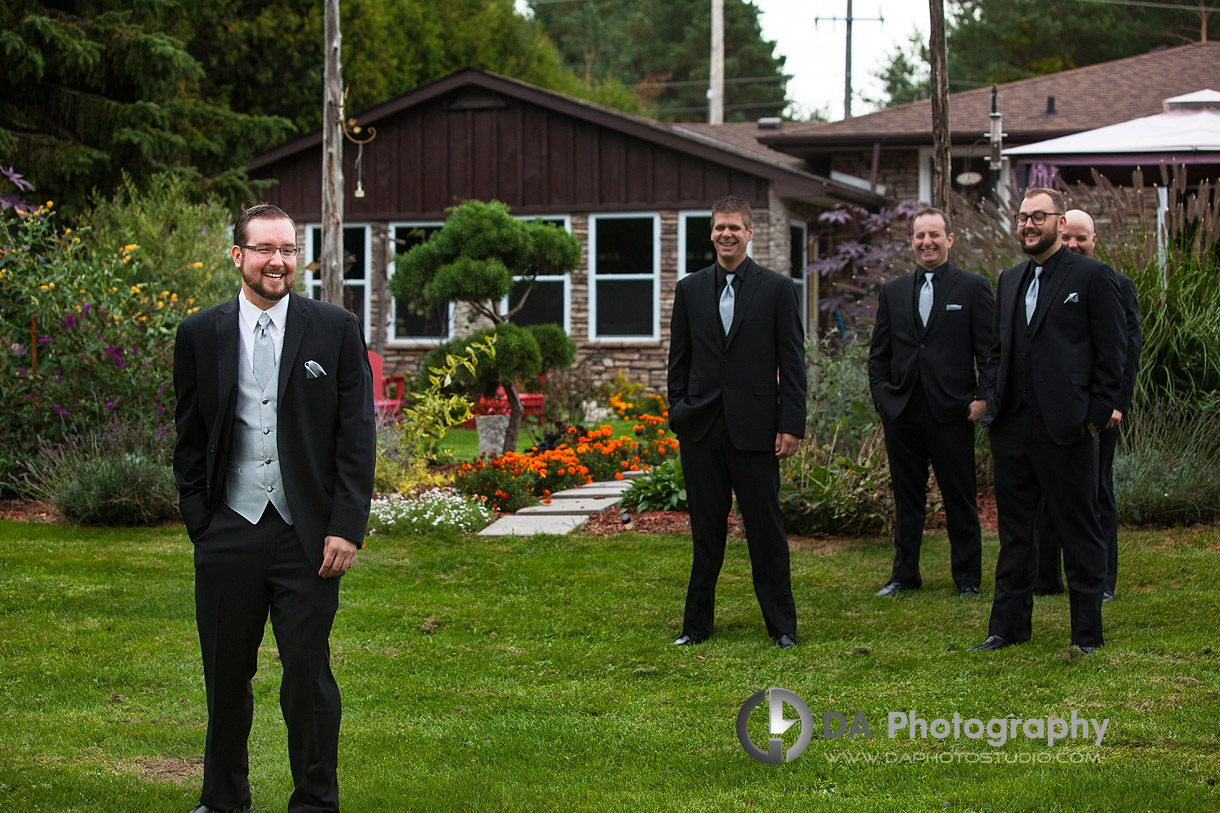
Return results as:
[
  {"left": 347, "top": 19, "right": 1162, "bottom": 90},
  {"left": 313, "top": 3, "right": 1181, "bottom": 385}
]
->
[
  {"left": 103, "top": 346, "right": 125, "bottom": 369},
  {"left": 38, "top": 336, "right": 51, "bottom": 344},
  {"left": 52, "top": 404, "right": 71, "bottom": 417},
  {"left": 105, "top": 401, "right": 116, "bottom": 410},
  {"left": 65, "top": 313, "right": 76, "bottom": 329},
  {"left": 82, "top": 303, "right": 91, "bottom": 315},
  {"left": 156, "top": 404, "right": 165, "bottom": 415}
]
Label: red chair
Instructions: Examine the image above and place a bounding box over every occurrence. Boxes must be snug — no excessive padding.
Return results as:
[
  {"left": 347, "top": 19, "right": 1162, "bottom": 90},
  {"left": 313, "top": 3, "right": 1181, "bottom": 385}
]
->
[{"left": 368, "top": 350, "right": 406, "bottom": 420}]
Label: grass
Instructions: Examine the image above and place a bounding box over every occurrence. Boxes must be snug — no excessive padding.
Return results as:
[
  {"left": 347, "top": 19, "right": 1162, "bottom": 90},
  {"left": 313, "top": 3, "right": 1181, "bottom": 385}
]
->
[
  {"left": 435, "top": 417, "right": 639, "bottom": 460},
  {"left": 0, "top": 519, "right": 1218, "bottom": 811}
]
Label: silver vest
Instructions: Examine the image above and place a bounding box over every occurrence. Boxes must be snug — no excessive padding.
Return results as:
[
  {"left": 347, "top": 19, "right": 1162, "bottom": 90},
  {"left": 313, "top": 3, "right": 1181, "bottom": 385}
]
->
[{"left": 224, "top": 348, "right": 293, "bottom": 525}]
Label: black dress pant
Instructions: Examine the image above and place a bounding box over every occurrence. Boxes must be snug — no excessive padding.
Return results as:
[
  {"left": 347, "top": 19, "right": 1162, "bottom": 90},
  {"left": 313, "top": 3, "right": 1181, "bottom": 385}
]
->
[
  {"left": 881, "top": 393, "right": 982, "bottom": 589},
  {"left": 988, "top": 408, "right": 1106, "bottom": 647},
  {"left": 194, "top": 503, "right": 342, "bottom": 812},
  {"left": 1036, "top": 424, "right": 1118, "bottom": 595},
  {"left": 679, "top": 410, "right": 797, "bottom": 640}
]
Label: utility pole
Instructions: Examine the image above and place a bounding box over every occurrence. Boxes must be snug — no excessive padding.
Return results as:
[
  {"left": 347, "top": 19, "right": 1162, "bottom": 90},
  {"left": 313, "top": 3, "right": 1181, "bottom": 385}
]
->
[
  {"left": 929, "top": 0, "right": 952, "bottom": 210},
  {"left": 709, "top": 0, "right": 724, "bottom": 124},
  {"left": 321, "top": 0, "right": 344, "bottom": 306},
  {"left": 815, "top": 1, "right": 883, "bottom": 119}
]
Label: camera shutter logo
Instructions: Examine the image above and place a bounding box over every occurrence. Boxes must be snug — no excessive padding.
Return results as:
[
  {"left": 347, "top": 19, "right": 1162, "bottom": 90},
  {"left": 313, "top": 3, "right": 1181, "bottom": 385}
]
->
[{"left": 736, "top": 687, "right": 813, "bottom": 764}]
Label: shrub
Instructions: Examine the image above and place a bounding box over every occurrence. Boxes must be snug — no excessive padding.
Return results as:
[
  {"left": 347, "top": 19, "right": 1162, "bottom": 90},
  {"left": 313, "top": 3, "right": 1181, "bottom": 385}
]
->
[
  {"left": 620, "top": 456, "right": 687, "bottom": 513},
  {"left": 16, "top": 424, "right": 177, "bottom": 525},
  {"left": 805, "top": 334, "right": 880, "bottom": 456},
  {"left": 367, "top": 488, "right": 493, "bottom": 536},
  {"left": 453, "top": 454, "right": 542, "bottom": 513},
  {"left": 1114, "top": 403, "right": 1220, "bottom": 526},
  {"left": 779, "top": 427, "right": 892, "bottom": 536}
]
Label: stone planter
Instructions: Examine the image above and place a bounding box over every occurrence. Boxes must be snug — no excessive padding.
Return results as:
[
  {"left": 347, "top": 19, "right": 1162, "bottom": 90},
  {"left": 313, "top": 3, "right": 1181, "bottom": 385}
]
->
[{"left": 476, "top": 414, "right": 510, "bottom": 456}]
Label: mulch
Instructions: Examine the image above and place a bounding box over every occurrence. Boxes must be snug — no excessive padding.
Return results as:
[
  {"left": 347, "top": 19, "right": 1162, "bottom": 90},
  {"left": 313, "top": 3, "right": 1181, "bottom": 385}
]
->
[{"left": 0, "top": 498, "right": 57, "bottom": 522}]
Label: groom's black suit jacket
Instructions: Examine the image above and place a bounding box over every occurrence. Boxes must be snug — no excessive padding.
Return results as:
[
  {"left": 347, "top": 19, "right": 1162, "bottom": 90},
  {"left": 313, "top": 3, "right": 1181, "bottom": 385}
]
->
[{"left": 173, "top": 292, "right": 376, "bottom": 569}]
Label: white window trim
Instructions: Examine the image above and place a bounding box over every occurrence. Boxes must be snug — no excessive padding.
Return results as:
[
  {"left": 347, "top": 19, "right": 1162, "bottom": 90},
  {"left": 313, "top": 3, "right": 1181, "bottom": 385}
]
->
[
  {"left": 504, "top": 214, "right": 573, "bottom": 334},
  {"left": 790, "top": 218, "right": 809, "bottom": 329},
  {"left": 386, "top": 221, "right": 453, "bottom": 346},
  {"left": 918, "top": 147, "right": 1013, "bottom": 207},
  {"left": 587, "top": 211, "right": 661, "bottom": 342},
  {"left": 303, "top": 222, "right": 372, "bottom": 341}
]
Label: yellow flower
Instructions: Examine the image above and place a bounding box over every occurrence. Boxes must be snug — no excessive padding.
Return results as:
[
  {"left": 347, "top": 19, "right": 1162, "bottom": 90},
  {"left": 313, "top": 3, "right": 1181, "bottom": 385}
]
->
[
  {"left": 123, "top": 243, "right": 138, "bottom": 252},
  {"left": 45, "top": 201, "right": 53, "bottom": 208},
  {"left": 64, "top": 228, "right": 72, "bottom": 235},
  {"left": 157, "top": 301, "right": 164, "bottom": 308},
  {"left": 39, "top": 284, "right": 48, "bottom": 290},
  {"left": 191, "top": 262, "right": 203, "bottom": 268},
  {"left": 160, "top": 290, "right": 169, "bottom": 298},
  {"left": 130, "top": 285, "right": 141, "bottom": 293},
  {"left": 48, "top": 282, "right": 55, "bottom": 289}
]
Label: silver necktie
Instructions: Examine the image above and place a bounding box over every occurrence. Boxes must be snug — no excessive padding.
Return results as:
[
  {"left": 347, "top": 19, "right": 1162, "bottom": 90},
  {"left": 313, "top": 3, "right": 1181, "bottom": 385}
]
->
[
  {"left": 719, "top": 272, "right": 736, "bottom": 335},
  {"left": 1025, "top": 266, "right": 1043, "bottom": 325},
  {"left": 918, "top": 271, "right": 934, "bottom": 327},
  {"left": 254, "top": 312, "right": 274, "bottom": 390}
]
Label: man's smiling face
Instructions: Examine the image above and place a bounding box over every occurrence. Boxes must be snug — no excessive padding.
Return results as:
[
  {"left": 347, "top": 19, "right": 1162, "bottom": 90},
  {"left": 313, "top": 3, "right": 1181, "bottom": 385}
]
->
[
  {"left": 233, "top": 216, "right": 297, "bottom": 308},
  {"left": 711, "top": 211, "right": 752, "bottom": 271}
]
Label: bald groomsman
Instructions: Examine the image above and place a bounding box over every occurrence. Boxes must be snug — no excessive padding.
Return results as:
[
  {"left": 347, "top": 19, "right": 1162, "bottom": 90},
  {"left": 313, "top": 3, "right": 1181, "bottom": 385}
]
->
[{"left": 1035, "top": 209, "right": 1142, "bottom": 602}]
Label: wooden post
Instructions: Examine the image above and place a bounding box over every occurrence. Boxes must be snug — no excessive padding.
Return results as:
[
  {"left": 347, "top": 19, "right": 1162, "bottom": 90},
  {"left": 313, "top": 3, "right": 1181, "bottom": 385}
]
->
[
  {"left": 321, "top": 0, "right": 344, "bottom": 306},
  {"left": 844, "top": 0, "right": 853, "bottom": 118},
  {"left": 709, "top": 0, "right": 724, "bottom": 125},
  {"left": 929, "top": 0, "right": 952, "bottom": 210}
]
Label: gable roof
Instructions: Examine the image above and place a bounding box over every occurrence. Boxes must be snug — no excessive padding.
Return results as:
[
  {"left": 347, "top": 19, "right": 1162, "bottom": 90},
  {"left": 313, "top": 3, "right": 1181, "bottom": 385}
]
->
[
  {"left": 747, "top": 41, "right": 1220, "bottom": 155},
  {"left": 246, "top": 69, "right": 882, "bottom": 207}
]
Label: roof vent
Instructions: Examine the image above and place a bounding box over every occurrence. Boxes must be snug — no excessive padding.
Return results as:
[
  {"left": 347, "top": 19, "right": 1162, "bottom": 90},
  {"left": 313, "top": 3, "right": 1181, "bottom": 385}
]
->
[
  {"left": 1164, "top": 88, "right": 1220, "bottom": 112},
  {"left": 757, "top": 117, "right": 782, "bottom": 130},
  {"left": 1045, "top": 95, "right": 1056, "bottom": 114},
  {"left": 446, "top": 87, "right": 507, "bottom": 111}
]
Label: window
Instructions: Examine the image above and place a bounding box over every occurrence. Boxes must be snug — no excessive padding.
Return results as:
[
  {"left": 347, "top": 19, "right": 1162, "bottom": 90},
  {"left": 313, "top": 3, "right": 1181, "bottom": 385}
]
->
[
  {"left": 387, "top": 223, "right": 452, "bottom": 344},
  {"left": 790, "top": 220, "right": 809, "bottom": 329},
  {"left": 588, "top": 213, "right": 660, "bottom": 340},
  {"left": 507, "top": 215, "right": 571, "bottom": 332},
  {"left": 304, "top": 224, "right": 370, "bottom": 338}
]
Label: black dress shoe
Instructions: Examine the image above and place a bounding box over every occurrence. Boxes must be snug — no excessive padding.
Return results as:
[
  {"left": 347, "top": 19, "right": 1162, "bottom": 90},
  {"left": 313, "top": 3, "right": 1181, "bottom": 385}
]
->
[
  {"left": 1077, "top": 644, "right": 1103, "bottom": 654},
  {"left": 672, "top": 633, "right": 706, "bottom": 646},
  {"left": 1102, "top": 590, "right": 1115, "bottom": 603},
  {"left": 875, "top": 581, "right": 918, "bottom": 597},
  {"left": 189, "top": 806, "right": 251, "bottom": 813},
  {"left": 957, "top": 585, "right": 980, "bottom": 598},
  {"left": 968, "top": 635, "right": 1012, "bottom": 652},
  {"left": 774, "top": 633, "right": 797, "bottom": 649}
]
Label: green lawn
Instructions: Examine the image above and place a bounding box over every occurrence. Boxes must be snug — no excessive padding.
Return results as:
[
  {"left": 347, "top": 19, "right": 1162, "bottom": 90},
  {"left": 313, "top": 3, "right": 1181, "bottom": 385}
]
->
[{"left": 0, "top": 519, "right": 1217, "bottom": 811}]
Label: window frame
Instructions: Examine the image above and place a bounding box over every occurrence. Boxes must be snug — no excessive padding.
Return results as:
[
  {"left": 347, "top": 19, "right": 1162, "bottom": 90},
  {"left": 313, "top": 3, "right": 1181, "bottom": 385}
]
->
[
  {"left": 587, "top": 211, "right": 662, "bottom": 343},
  {"left": 302, "top": 222, "right": 372, "bottom": 341},
  {"left": 503, "top": 214, "right": 572, "bottom": 334},
  {"left": 384, "top": 221, "right": 454, "bottom": 347}
]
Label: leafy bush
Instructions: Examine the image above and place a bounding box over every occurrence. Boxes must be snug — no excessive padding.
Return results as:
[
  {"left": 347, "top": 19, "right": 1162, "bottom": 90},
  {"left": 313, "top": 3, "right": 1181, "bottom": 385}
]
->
[
  {"left": 367, "top": 488, "right": 493, "bottom": 536},
  {"left": 1114, "top": 403, "right": 1220, "bottom": 526},
  {"left": 17, "top": 424, "right": 177, "bottom": 525},
  {"left": 620, "top": 457, "right": 687, "bottom": 513},
  {"left": 0, "top": 175, "right": 230, "bottom": 485},
  {"left": 805, "top": 334, "right": 880, "bottom": 456},
  {"left": 779, "top": 427, "right": 892, "bottom": 536}
]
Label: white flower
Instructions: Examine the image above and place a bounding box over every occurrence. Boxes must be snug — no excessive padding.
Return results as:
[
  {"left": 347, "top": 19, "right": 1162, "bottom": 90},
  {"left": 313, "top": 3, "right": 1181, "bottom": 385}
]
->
[{"left": 368, "top": 487, "right": 493, "bottom": 535}]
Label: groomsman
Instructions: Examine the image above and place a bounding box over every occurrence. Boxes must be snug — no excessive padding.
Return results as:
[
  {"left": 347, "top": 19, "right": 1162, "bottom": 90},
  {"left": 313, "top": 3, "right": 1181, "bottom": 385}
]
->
[
  {"left": 973, "top": 188, "right": 1126, "bottom": 654},
  {"left": 868, "top": 207, "right": 993, "bottom": 598},
  {"left": 1034, "top": 209, "right": 1142, "bottom": 602}
]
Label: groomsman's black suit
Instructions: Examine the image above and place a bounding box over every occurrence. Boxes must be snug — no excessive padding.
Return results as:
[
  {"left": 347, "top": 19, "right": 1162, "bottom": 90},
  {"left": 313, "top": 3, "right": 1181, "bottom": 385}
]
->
[
  {"left": 980, "top": 246, "right": 1125, "bottom": 648},
  {"left": 869, "top": 262, "right": 994, "bottom": 591},
  {"left": 1035, "top": 269, "right": 1142, "bottom": 596},
  {"left": 174, "top": 291, "right": 375, "bottom": 811},
  {"left": 667, "top": 256, "right": 807, "bottom": 641}
]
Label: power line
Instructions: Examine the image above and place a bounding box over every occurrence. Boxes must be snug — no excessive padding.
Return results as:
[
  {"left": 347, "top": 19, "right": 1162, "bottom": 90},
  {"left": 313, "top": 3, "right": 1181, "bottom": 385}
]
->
[
  {"left": 1070, "top": 0, "right": 1218, "bottom": 10},
  {"left": 627, "top": 75, "right": 792, "bottom": 89}
]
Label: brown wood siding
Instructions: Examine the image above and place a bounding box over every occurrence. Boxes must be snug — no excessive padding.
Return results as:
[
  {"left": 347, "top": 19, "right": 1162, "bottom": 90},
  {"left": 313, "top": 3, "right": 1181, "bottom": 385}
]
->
[{"left": 250, "top": 93, "right": 769, "bottom": 220}]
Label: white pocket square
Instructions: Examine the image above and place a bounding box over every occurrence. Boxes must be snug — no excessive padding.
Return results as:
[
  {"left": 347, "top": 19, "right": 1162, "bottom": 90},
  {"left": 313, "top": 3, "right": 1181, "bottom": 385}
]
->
[
  {"left": 1064, "top": 292, "right": 1079, "bottom": 304},
  {"left": 945, "top": 303, "right": 963, "bottom": 311},
  {"left": 304, "top": 360, "right": 327, "bottom": 379}
]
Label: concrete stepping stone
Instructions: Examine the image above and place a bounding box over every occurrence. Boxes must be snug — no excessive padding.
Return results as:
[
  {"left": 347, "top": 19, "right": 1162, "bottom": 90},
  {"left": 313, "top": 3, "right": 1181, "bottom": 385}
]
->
[
  {"left": 479, "top": 514, "right": 588, "bottom": 537},
  {"left": 516, "top": 495, "right": 621, "bottom": 515}
]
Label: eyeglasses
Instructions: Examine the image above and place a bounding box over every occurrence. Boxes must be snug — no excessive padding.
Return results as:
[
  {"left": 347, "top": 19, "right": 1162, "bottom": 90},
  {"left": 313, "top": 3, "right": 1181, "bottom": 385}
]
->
[
  {"left": 1014, "top": 211, "right": 1063, "bottom": 226},
  {"left": 238, "top": 244, "right": 300, "bottom": 257}
]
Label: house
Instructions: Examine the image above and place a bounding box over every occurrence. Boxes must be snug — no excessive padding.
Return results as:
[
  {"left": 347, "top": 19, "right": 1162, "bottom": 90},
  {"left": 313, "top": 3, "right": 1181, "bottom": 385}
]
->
[
  {"left": 685, "top": 41, "right": 1220, "bottom": 206},
  {"left": 244, "top": 69, "right": 883, "bottom": 390}
]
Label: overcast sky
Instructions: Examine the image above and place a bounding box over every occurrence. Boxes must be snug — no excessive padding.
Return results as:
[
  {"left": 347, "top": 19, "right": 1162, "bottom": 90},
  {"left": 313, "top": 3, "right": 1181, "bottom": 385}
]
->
[
  {"left": 516, "top": 0, "right": 932, "bottom": 123},
  {"left": 755, "top": 0, "right": 931, "bottom": 121}
]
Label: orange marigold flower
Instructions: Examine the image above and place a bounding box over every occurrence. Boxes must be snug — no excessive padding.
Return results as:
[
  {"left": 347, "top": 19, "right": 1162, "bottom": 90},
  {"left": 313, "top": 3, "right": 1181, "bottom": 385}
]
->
[{"left": 614, "top": 472, "right": 624, "bottom": 480}]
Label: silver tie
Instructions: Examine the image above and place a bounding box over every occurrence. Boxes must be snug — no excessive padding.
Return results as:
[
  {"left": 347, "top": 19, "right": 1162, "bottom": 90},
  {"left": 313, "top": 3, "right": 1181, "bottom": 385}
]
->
[
  {"left": 918, "top": 271, "right": 934, "bottom": 327},
  {"left": 1025, "top": 266, "right": 1043, "bottom": 325},
  {"left": 719, "top": 272, "right": 736, "bottom": 335},
  {"left": 254, "top": 312, "right": 274, "bottom": 390}
]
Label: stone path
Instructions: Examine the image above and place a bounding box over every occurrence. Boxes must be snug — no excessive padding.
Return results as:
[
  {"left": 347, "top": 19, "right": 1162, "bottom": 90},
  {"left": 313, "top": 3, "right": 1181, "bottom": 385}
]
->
[{"left": 478, "top": 473, "right": 639, "bottom": 537}]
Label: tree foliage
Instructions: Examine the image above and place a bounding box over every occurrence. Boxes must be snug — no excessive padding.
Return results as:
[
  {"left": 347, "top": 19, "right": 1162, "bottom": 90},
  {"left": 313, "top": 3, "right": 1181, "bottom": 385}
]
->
[
  {"left": 530, "top": 0, "right": 789, "bottom": 122},
  {"left": 0, "top": 0, "right": 291, "bottom": 218},
  {"left": 391, "top": 199, "right": 581, "bottom": 453},
  {"left": 871, "top": 0, "right": 1206, "bottom": 109}
]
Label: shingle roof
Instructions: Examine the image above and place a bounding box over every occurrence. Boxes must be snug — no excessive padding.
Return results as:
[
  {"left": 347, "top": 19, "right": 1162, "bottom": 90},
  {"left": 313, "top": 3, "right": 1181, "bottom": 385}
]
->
[{"left": 700, "top": 42, "right": 1220, "bottom": 154}]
